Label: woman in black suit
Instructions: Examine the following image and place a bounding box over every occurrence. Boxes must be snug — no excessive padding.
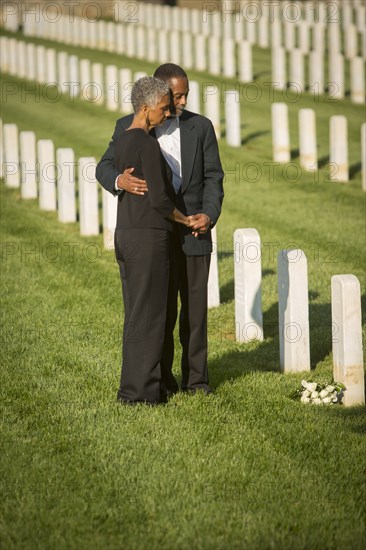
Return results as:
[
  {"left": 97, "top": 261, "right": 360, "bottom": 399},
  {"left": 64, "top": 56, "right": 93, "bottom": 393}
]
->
[{"left": 113, "top": 77, "right": 194, "bottom": 405}]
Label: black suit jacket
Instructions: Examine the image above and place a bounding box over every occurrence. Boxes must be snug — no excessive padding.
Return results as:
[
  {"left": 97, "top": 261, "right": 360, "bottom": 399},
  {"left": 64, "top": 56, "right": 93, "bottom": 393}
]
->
[{"left": 96, "top": 110, "right": 224, "bottom": 256}]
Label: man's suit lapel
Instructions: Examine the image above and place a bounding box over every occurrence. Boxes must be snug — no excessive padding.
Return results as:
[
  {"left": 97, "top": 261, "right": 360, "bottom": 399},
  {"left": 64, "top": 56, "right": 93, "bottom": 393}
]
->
[{"left": 180, "top": 116, "right": 198, "bottom": 193}]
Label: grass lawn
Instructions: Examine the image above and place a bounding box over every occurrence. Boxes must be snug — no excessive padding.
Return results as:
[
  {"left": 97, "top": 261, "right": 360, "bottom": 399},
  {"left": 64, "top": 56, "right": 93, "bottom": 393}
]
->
[{"left": 1, "top": 26, "right": 366, "bottom": 550}]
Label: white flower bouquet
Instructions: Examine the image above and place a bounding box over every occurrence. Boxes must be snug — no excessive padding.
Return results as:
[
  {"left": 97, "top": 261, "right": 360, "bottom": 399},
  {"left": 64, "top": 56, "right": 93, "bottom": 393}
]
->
[{"left": 291, "top": 380, "right": 345, "bottom": 405}]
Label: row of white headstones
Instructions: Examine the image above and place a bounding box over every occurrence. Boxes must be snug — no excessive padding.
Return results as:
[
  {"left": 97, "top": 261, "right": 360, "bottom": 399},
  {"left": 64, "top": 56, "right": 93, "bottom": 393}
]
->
[
  {"left": 1, "top": 120, "right": 364, "bottom": 407},
  {"left": 4, "top": 0, "right": 366, "bottom": 57},
  {"left": 2, "top": 4, "right": 365, "bottom": 105},
  {"left": 1, "top": 36, "right": 365, "bottom": 189}
]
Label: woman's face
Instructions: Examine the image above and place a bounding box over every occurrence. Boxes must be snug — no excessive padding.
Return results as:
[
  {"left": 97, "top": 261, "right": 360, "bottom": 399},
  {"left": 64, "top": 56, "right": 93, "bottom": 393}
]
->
[{"left": 147, "top": 94, "right": 171, "bottom": 127}]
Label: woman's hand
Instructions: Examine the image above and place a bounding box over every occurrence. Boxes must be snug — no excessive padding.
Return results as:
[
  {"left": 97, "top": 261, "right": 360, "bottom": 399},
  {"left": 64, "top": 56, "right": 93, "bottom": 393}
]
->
[{"left": 186, "top": 215, "right": 200, "bottom": 238}]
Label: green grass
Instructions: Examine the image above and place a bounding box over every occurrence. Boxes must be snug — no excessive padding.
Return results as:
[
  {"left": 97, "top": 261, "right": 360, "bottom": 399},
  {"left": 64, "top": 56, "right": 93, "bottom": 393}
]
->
[{"left": 1, "top": 27, "right": 366, "bottom": 550}]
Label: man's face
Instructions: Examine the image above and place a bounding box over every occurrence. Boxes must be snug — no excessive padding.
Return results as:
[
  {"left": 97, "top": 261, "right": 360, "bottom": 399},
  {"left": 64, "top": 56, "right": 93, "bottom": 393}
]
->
[{"left": 168, "top": 77, "right": 189, "bottom": 117}]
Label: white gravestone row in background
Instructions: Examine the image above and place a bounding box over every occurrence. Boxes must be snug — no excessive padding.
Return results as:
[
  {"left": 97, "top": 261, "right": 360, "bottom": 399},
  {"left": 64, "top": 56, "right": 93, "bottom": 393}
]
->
[
  {"left": 271, "top": 105, "right": 360, "bottom": 185},
  {"left": 1, "top": 124, "right": 116, "bottom": 246},
  {"left": 1, "top": 34, "right": 365, "bottom": 128}
]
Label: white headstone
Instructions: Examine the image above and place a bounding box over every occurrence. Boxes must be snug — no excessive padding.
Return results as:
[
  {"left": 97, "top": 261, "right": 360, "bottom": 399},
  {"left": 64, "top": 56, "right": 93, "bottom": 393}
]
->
[
  {"left": 182, "top": 32, "right": 193, "bottom": 69},
  {"left": 271, "top": 103, "right": 290, "bottom": 163},
  {"left": 223, "top": 38, "right": 236, "bottom": 78},
  {"left": 224, "top": 91, "right": 241, "bottom": 147},
  {"left": 328, "top": 53, "right": 345, "bottom": 99},
  {"left": 298, "top": 22, "right": 310, "bottom": 53},
  {"left": 57, "top": 51, "right": 69, "bottom": 95},
  {"left": 344, "top": 24, "right": 358, "bottom": 59},
  {"left": 312, "top": 23, "right": 324, "bottom": 53},
  {"left": 105, "top": 64, "right": 118, "bottom": 112},
  {"left": 186, "top": 80, "right": 200, "bottom": 114},
  {"left": 98, "top": 20, "right": 108, "bottom": 50},
  {"left": 158, "top": 30, "right": 169, "bottom": 64},
  {"left": 37, "top": 139, "right": 56, "bottom": 211},
  {"left": 289, "top": 48, "right": 304, "bottom": 92},
  {"left": 195, "top": 34, "right": 206, "bottom": 71},
  {"left": 272, "top": 47, "right": 286, "bottom": 90},
  {"left": 91, "top": 62, "right": 104, "bottom": 105},
  {"left": 308, "top": 50, "right": 324, "bottom": 97},
  {"left": 234, "top": 18, "right": 244, "bottom": 43},
  {"left": 246, "top": 20, "right": 256, "bottom": 45},
  {"left": 258, "top": 17, "right": 268, "bottom": 48},
  {"left": 329, "top": 115, "right": 348, "bottom": 182},
  {"left": 26, "top": 43, "right": 36, "bottom": 81},
  {"left": 204, "top": 85, "right": 221, "bottom": 139},
  {"left": 0, "top": 36, "right": 9, "bottom": 73},
  {"left": 146, "top": 28, "right": 157, "bottom": 63},
  {"left": 191, "top": 9, "right": 201, "bottom": 34},
  {"left": 331, "top": 275, "right": 365, "bottom": 406},
  {"left": 350, "top": 57, "right": 365, "bottom": 104},
  {"left": 208, "top": 35, "right": 221, "bottom": 75},
  {"left": 136, "top": 25, "right": 146, "bottom": 59},
  {"left": 0, "top": 118, "right": 3, "bottom": 178},
  {"left": 126, "top": 24, "right": 135, "bottom": 57},
  {"left": 3, "top": 123, "right": 20, "bottom": 188},
  {"left": 56, "top": 148, "right": 76, "bottom": 223},
  {"left": 8, "top": 38, "right": 17, "bottom": 76},
  {"left": 102, "top": 188, "right": 117, "bottom": 250},
  {"left": 36, "top": 45, "right": 46, "bottom": 84},
  {"left": 356, "top": 5, "right": 365, "bottom": 33},
  {"left": 119, "top": 68, "right": 133, "bottom": 114},
  {"left": 20, "top": 131, "right": 37, "bottom": 199},
  {"left": 79, "top": 58, "right": 91, "bottom": 100},
  {"left": 271, "top": 20, "right": 282, "bottom": 48},
  {"left": 328, "top": 22, "right": 340, "bottom": 54},
  {"left": 239, "top": 40, "right": 252, "bottom": 83},
  {"left": 170, "top": 30, "right": 181, "bottom": 65},
  {"left": 78, "top": 157, "right": 99, "bottom": 236},
  {"left": 17, "top": 41, "right": 27, "bottom": 79},
  {"left": 115, "top": 23, "right": 125, "bottom": 54},
  {"left": 46, "top": 48, "right": 57, "bottom": 84},
  {"left": 278, "top": 249, "right": 310, "bottom": 373},
  {"left": 208, "top": 225, "right": 220, "bottom": 308},
  {"left": 299, "top": 109, "right": 317, "bottom": 171},
  {"left": 69, "top": 55, "right": 80, "bottom": 98},
  {"left": 362, "top": 123, "right": 366, "bottom": 192},
  {"left": 234, "top": 228, "right": 263, "bottom": 341},
  {"left": 106, "top": 21, "right": 116, "bottom": 52},
  {"left": 284, "top": 21, "right": 295, "bottom": 51}
]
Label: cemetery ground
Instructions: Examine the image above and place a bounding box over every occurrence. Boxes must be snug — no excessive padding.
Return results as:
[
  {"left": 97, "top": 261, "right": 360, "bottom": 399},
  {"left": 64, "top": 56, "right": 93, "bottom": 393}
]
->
[{"left": 1, "top": 33, "right": 366, "bottom": 550}]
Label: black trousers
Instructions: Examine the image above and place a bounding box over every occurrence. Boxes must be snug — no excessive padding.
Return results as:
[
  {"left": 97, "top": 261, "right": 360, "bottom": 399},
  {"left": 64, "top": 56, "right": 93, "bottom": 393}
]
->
[
  {"left": 161, "top": 227, "right": 211, "bottom": 392},
  {"left": 114, "top": 228, "right": 170, "bottom": 404}
]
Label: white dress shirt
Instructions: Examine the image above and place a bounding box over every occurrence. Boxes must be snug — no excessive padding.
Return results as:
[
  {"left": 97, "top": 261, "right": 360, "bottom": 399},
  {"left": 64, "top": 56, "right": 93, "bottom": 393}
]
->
[{"left": 155, "top": 117, "right": 182, "bottom": 194}]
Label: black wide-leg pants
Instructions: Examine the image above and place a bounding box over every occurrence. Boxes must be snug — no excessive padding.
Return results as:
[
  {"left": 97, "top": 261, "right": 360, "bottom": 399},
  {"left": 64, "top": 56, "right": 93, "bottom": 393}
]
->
[
  {"left": 114, "top": 228, "right": 170, "bottom": 404},
  {"left": 161, "top": 227, "right": 211, "bottom": 392}
]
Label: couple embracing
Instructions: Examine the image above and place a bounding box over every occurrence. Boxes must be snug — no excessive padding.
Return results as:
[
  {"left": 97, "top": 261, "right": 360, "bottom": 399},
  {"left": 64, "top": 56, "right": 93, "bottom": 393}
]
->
[{"left": 96, "top": 63, "right": 224, "bottom": 405}]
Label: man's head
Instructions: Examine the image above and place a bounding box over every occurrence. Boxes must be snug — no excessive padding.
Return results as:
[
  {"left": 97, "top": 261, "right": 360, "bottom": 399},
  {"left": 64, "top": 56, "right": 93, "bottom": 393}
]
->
[{"left": 153, "top": 63, "right": 189, "bottom": 117}]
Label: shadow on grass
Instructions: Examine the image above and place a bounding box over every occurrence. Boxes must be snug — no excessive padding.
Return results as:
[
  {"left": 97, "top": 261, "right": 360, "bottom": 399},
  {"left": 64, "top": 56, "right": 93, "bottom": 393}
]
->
[
  {"left": 318, "top": 155, "right": 330, "bottom": 169},
  {"left": 350, "top": 162, "right": 362, "bottom": 180},
  {"left": 205, "top": 296, "right": 346, "bottom": 389},
  {"left": 241, "top": 131, "right": 270, "bottom": 146}
]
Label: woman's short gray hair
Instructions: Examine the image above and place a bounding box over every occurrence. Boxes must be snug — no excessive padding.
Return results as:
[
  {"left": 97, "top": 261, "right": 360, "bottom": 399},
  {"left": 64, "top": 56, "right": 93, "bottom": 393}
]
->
[{"left": 131, "top": 76, "right": 170, "bottom": 113}]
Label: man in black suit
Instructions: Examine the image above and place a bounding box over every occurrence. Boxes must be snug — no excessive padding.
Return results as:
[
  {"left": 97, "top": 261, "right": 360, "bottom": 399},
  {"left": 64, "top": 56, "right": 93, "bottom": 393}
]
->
[{"left": 96, "top": 63, "right": 224, "bottom": 396}]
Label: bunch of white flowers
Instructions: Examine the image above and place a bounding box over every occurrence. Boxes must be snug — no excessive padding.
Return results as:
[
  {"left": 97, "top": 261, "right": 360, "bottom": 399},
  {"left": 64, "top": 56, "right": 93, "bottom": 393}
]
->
[{"left": 291, "top": 380, "right": 345, "bottom": 405}]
